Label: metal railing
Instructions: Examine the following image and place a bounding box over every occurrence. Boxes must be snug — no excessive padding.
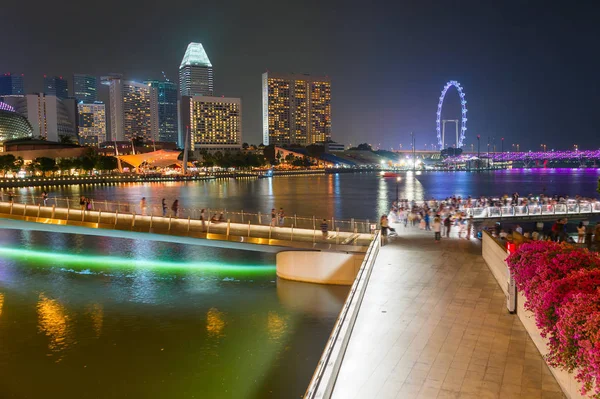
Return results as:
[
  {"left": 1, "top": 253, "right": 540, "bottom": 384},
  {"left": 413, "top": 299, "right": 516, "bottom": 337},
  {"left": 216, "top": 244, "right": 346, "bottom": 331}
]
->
[
  {"left": 0, "top": 194, "right": 376, "bottom": 234},
  {"left": 304, "top": 231, "right": 381, "bottom": 399},
  {"left": 463, "top": 202, "right": 600, "bottom": 218},
  {"left": 0, "top": 196, "right": 375, "bottom": 248}
]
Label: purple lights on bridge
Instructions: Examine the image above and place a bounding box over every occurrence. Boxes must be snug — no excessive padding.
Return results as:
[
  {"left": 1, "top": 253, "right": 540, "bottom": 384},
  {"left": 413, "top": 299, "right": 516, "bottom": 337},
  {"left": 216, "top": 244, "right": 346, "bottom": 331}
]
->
[{"left": 444, "top": 150, "right": 600, "bottom": 163}]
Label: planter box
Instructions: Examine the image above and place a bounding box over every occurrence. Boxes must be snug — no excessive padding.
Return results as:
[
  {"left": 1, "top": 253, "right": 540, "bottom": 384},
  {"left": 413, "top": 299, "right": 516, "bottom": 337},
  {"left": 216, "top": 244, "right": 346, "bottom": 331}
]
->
[{"left": 481, "top": 232, "right": 585, "bottom": 398}]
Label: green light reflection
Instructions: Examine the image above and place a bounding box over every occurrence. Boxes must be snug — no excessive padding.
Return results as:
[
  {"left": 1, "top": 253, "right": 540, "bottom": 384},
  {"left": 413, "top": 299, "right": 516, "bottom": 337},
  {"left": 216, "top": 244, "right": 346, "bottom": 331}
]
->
[{"left": 0, "top": 247, "right": 275, "bottom": 276}]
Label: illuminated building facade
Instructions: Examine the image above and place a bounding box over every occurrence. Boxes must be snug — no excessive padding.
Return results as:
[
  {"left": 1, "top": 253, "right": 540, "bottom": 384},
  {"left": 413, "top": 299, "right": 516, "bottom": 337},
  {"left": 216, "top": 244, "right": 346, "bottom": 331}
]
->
[
  {"left": 43, "top": 76, "right": 69, "bottom": 98},
  {"left": 179, "top": 42, "right": 214, "bottom": 97},
  {"left": 77, "top": 102, "right": 106, "bottom": 146},
  {"left": 73, "top": 74, "right": 97, "bottom": 103},
  {"left": 0, "top": 73, "right": 25, "bottom": 95},
  {"left": 102, "top": 75, "right": 158, "bottom": 142},
  {"left": 181, "top": 96, "right": 241, "bottom": 152},
  {"left": 262, "top": 72, "right": 331, "bottom": 146},
  {"left": 0, "top": 94, "right": 77, "bottom": 142},
  {"left": 145, "top": 80, "right": 178, "bottom": 143}
]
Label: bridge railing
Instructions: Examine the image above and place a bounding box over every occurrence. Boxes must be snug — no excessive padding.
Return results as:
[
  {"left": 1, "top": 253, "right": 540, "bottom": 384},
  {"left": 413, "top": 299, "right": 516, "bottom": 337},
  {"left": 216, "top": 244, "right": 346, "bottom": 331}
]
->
[
  {"left": 0, "top": 194, "right": 376, "bottom": 235},
  {"left": 453, "top": 202, "right": 600, "bottom": 219}
]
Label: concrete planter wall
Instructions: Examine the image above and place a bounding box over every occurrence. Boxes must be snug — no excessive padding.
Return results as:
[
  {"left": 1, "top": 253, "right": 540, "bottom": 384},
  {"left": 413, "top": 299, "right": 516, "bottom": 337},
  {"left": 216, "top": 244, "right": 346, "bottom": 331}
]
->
[{"left": 481, "top": 232, "right": 586, "bottom": 398}]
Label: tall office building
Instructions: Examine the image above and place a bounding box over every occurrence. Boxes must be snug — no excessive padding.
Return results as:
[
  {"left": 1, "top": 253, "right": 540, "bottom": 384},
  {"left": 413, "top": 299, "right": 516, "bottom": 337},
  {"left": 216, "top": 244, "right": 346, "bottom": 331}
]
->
[
  {"left": 145, "top": 80, "right": 178, "bottom": 143},
  {"left": 0, "top": 73, "right": 25, "bottom": 95},
  {"left": 77, "top": 102, "right": 106, "bottom": 146},
  {"left": 262, "top": 72, "right": 331, "bottom": 146},
  {"left": 101, "top": 75, "right": 158, "bottom": 142},
  {"left": 43, "top": 75, "right": 69, "bottom": 98},
  {"left": 0, "top": 94, "right": 77, "bottom": 142},
  {"left": 180, "top": 96, "right": 241, "bottom": 152},
  {"left": 73, "top": 74, "right": 97, "bottom": 103},
  {"left": 179, "top": 42, "right": 214, "bottom": 97}
]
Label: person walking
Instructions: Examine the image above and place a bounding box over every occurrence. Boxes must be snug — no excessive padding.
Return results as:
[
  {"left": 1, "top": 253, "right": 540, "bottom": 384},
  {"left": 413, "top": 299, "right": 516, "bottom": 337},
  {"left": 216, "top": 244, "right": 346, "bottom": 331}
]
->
[
  {"left": 433, "top": 215, "right": 442, "bottom": 243},
  {"left": 443, "top": 215, "right": 451, "bottom": 238},
  {"left": 200, "top": 208, "right": 206, "bottom": 230},
  {"left": 278, "top": 207, "right": 285, "bottom": 226},
  {"left": 424, "top": 212, "right": 431, "bottom": 231},
  {"left": 171, "top": 199, "right": 179, "bottom": 218},
  {"left": 41, "top": 190, "right": 48, "bottom": 206},
  {"left": 270, "top": 208, "right": 277, "bottom": 227},
  {"left": 80, "top": 195, "right": 86, "bottom": 211},
  {"left": 140, "top": 197, "right": 147, "bottom": 216},
  {"left": 577, "top": 222, "right": 586, "bottom": 244},
  {"left": 467, "top": 215, "right": 474, "bottom": 240},
  {"left": 320, "top": 219, "right": 328, "bottom": 239},
  {"left": 380, "top": 214, "right": 389, "bottom": 245},
  {"left": 162, "top": 198, "right": 167, "bottom": 217}
]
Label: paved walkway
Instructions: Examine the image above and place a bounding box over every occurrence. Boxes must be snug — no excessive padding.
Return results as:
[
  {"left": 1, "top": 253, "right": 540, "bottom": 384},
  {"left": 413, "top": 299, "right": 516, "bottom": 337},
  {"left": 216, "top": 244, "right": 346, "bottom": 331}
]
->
[{"left": 331, "top": 226, "right": 564, "bottom": 399}]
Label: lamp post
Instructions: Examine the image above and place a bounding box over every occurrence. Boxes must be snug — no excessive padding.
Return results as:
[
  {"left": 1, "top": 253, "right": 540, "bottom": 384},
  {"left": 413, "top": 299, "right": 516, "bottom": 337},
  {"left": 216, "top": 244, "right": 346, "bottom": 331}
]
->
[
  {"left": 410, "top": 132, "right": 415, "bottom": 172},
  {"left": 477, "top": 135, "right": 481, "bottom": 172},
  {"left": 501, "top": 137, "right": 504, "bottom": 153},
  {"left": 396, "top": 176, "right": 401, "bottom": 202}
]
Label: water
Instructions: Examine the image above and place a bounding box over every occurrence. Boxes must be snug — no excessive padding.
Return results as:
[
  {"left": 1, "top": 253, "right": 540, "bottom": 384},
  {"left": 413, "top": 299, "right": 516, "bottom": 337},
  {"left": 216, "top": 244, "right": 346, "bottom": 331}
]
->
[
  {"left": 0, "top": 229, "right": 348, "bottom": 398},
  {"left": 9, "top": 169, "right": 600, "bottom": 221}
]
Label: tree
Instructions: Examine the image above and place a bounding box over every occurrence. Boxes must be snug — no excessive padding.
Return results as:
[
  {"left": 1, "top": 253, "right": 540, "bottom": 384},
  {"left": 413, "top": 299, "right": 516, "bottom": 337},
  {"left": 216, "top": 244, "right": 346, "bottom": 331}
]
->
[
  {"left": 242, "top": 142, "right": 249, "bottom": 149},
  {"left": 59, "top": 135, "right": 76, "bottom": 145},
  {"left": 284, "top": 153, "right": 296, "bottom": 164},
  {"left": 355, "top": 143, "right": 373, "bottom": 151},
  {"left": 35, "top": 157, "right": 57, "bottom": 176},
  {"left": 0, "top": 154, "right": 16, "bottom": 176},
  {"left": 95, "top": 156, "right": 118, "bottom": 172},
  {"left": 57, "top": 158, "right": 73, "bottom": 174}
]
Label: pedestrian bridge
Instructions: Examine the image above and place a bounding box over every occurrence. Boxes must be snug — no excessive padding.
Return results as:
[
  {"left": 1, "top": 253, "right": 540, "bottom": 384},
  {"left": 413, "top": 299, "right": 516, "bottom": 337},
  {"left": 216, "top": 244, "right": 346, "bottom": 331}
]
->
[
  {"left": 464, "top": 201, "right": 600, "bottom": 221},
  {"left": 0, "top": 200, "right": 375, "bottom": 286}
]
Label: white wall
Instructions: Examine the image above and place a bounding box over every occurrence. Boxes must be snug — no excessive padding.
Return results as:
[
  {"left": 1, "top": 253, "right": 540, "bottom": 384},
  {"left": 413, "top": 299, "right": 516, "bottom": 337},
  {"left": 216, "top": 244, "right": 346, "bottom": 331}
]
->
[{"left": 276, "top": 251, "right": 364, "bottom": 285}]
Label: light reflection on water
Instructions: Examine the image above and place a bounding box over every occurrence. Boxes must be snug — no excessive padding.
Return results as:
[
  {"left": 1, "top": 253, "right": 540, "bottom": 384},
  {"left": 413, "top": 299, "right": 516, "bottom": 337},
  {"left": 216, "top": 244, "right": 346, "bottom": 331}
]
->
[
  {"left": 0, "top": 229, "right": 347, "bottom": 398},
  {"left": 14, "top": 170, "right": 598, "bottom": 221}
]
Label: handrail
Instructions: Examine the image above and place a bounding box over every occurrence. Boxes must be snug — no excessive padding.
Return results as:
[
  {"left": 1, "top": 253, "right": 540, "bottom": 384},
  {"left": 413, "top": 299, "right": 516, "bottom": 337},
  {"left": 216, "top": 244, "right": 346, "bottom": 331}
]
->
[{"left": 304, "top": 231, "right": 381, "bottom": 399}]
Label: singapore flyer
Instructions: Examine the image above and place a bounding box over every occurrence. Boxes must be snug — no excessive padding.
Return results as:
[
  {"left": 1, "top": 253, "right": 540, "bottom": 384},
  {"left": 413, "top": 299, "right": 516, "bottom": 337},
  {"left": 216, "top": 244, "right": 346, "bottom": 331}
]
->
[{"left": 436, "top": 80, "right": 468, "bottom": 149}]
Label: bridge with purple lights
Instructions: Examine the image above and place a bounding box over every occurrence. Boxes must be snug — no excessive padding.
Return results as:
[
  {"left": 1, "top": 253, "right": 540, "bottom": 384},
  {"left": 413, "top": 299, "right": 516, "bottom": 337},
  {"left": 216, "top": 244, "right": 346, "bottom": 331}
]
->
[{"left": 443, "top": 150, "right": 600, "bottom": 167}]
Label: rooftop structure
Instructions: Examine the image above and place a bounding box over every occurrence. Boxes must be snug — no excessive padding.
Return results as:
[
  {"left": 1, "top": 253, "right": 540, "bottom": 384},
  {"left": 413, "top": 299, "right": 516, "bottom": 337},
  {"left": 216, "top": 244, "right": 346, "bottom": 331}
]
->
[{"left": 179, "top": 42, "right": 214, "bottom": 97}]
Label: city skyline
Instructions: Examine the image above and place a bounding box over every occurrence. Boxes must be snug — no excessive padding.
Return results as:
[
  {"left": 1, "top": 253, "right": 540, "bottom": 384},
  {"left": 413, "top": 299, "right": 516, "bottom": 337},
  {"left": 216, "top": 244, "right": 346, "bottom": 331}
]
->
[{"left": 1, "top": 1, "right": 598, "bottom": 150}]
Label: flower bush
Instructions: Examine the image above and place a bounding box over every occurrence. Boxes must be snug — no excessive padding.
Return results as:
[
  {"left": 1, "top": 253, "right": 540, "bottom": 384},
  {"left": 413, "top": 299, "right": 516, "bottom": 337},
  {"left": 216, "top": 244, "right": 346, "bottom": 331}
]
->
[{"left": 507, "top": 242, "right": 600, "bottom": 397}]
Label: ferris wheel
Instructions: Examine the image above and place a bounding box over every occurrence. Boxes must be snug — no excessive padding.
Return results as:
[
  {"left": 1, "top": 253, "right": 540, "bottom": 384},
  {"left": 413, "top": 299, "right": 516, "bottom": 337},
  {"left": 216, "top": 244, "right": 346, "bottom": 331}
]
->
[{"left": 436, "top": 80, "right": 467, "bottom": 149}]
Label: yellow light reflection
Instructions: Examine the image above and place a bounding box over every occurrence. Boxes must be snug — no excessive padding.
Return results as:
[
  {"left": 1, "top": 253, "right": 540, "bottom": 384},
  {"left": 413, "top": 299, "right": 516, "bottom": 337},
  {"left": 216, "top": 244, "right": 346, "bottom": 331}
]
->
[
  {"left": 206, "top": 307, "right": 225, "bottom": 338},
  {"left": 267, "top": 311, "right": 287, "bottom": 341},
  {"left": 0, "top": 293, "right": 4, "bottom": 318},
  {"left": 37, "top": 293, "right": 72, "bottom": 360},
  {"left": 86, "top": 303, "right": 104, "bottom": 338}
]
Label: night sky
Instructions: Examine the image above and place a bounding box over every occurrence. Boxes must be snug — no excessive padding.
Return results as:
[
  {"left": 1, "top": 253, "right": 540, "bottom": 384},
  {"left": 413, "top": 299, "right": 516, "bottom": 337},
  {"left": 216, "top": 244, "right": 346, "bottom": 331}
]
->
[{"left": 1, "top": 1, "right": 599, "bottom": 150}]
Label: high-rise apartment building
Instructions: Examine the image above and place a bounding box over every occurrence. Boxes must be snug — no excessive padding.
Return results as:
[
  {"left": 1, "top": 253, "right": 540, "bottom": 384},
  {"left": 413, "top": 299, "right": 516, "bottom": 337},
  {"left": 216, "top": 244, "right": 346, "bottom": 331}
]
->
[
  {"left": 77, "top": 102, "right": 106, "bottom": 146},
  {"left": 262, "top": 72, "right": 331, "bottom": 146},
  {"left": 145, "top": 80, "right": 178, "bottom": 143},
  {"left": 73, "top": 74, "right": 97, "bottom": 103},
  {"left": 101, "top": 75, "right": 158, "bottom": 142},
  {"left": 180, "top": 96, "right": 242, "bottom": 152},
  {"left": 43, "top": 75, "right": 69, "bottom": 98},
  {"left": 179, "top": 42, "right": 214, "bottom": 97},
  {"left": 0, "top": 94, "right": 77, "bottom": 142},
  {"left": 0, "top": 73, "right": 25, "bottom": 95}
]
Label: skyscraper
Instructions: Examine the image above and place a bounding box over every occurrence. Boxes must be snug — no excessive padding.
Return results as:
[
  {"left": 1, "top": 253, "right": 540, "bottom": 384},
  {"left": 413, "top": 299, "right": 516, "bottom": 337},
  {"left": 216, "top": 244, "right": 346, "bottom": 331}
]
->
[
  {"left": 43, "top": 75, "right": 69, "bottom": 98},
  {"left": 180, "top": 96, "right": 242, "bottom": 152},
  {"left": 73, "top": 74, "right": 97, "bottom": 103},
  {"left": 101, "top": 75, "right": 158, "bottom": 142},
  {"left": 145, "top": 80, "right": 178, "bottom": 143},
  {"left": 0, "top": 73, "right": 25, "bottom": 95},
  {"left": 262, "top": 72, "right": 331, "bottom": 146},
  {"left": 77, "top": 102, "right": 106, "bottom": 146},
  {"left": 179, "top": 42, "right": 214, "bottom": 97}
]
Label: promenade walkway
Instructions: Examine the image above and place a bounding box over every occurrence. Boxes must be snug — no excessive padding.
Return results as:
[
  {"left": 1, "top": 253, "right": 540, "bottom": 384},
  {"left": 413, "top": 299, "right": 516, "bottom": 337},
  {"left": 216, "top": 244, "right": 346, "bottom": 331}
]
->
[{"left": 331, "top": 227, "right": 564, "bottom": 398}]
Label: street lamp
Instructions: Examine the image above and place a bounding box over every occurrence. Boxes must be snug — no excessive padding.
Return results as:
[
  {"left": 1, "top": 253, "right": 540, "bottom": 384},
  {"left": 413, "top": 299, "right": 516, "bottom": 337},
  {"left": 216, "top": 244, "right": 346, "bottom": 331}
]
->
[
  {"left": 477, "top": 135, "right": 481, "bottom": 172},
  {"left": 396, "top": 176, "right": 401, "bottom": 202},
  {"left": 501, "top": 137, "right": 504, "bottom": 153},
  {"left": 410, "top": 132, "right": 415, "bottom": 172}
]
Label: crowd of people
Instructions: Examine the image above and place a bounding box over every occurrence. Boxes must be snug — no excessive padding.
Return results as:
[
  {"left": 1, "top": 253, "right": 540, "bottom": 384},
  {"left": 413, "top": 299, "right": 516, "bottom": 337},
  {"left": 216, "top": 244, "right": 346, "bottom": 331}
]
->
[{"left": 379, "top": 199, "right": 476, "bottom": 243}]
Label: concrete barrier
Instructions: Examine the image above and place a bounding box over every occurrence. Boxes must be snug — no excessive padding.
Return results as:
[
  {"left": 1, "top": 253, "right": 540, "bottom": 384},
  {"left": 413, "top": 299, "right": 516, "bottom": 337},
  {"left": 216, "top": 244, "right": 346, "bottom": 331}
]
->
[
  {"left": 481, "top": 231, "right": 585, "bottom": 398},
  {"left": 276, "top": 251, "right": 365, "bottom": 285}
]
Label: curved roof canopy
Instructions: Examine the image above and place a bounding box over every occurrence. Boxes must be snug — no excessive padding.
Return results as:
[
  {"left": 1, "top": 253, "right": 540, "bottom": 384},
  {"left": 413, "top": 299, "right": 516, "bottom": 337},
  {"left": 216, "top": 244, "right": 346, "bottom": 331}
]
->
[
  {"left": 117, "top": 150, "right": 187, "bottom": 169},
  {"left": 179, "top": 42, "right": 212, "bottom": 69}
]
